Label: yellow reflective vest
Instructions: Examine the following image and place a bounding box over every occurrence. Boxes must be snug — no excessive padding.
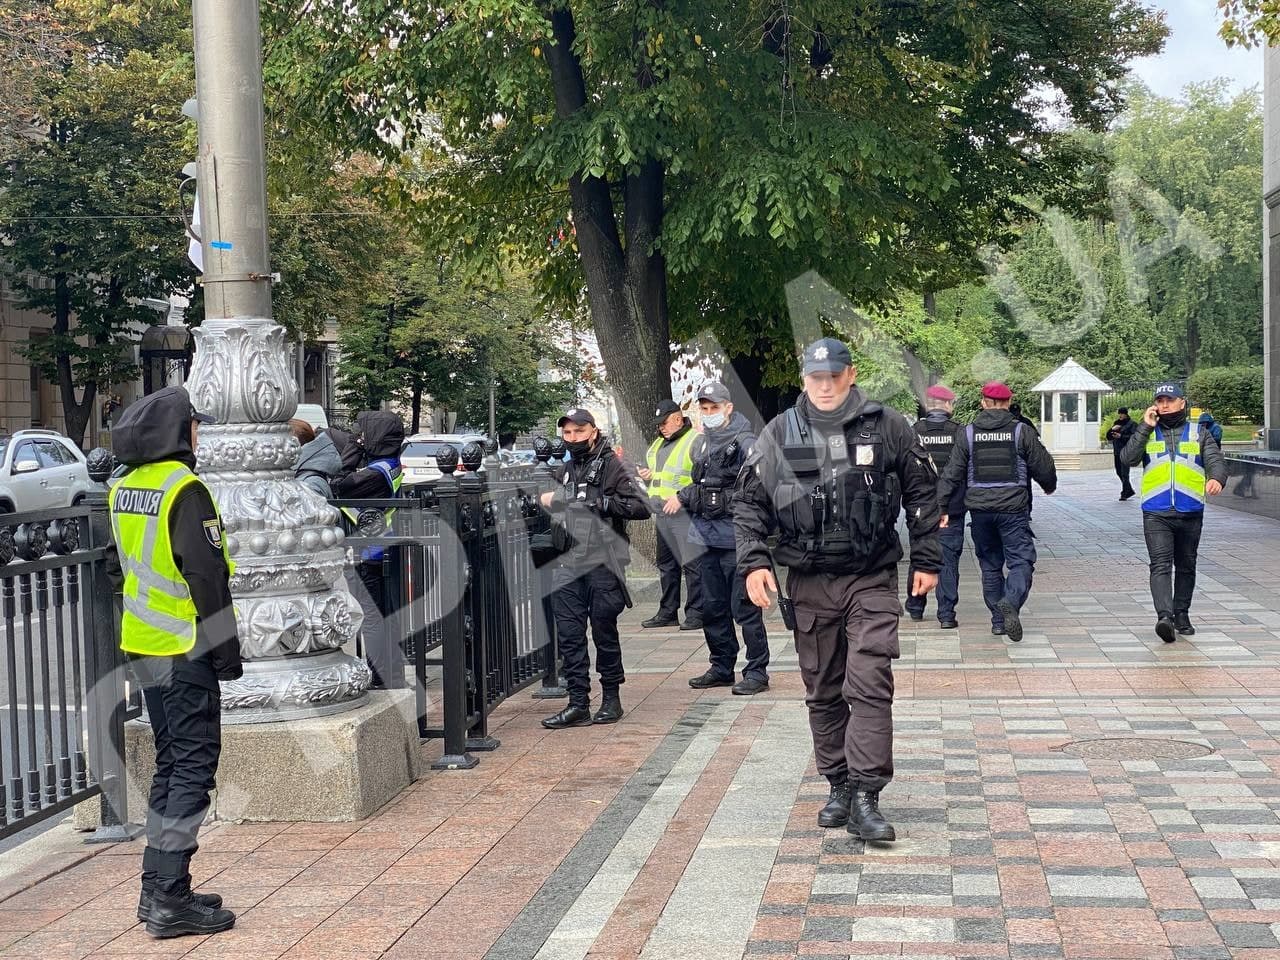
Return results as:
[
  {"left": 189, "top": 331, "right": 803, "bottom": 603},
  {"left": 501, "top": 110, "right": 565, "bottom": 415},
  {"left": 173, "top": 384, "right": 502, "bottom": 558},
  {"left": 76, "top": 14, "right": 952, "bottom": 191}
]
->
[
  {"left": 1141, "top": 422, "right": 1206, "bottom": 514},
  {"left": 645, "top": 429, "right": 696, "bottom": 500},
  {"left": 110, "top": 460, "right": 235, "bottom": 656}
]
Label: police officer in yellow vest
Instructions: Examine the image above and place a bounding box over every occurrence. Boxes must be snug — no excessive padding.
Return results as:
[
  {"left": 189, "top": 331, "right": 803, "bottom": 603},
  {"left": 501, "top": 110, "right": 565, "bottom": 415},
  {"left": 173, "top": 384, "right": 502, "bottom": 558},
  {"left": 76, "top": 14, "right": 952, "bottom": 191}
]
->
[
  {"left": 1120, "top": 382, "right": 1227, "bottom": 643},
  {"left": 106, "top": 387, "right": 240, "bottom": 939},
  {"left": 638, "top": 400, "right": 702, "bottom": 630}
]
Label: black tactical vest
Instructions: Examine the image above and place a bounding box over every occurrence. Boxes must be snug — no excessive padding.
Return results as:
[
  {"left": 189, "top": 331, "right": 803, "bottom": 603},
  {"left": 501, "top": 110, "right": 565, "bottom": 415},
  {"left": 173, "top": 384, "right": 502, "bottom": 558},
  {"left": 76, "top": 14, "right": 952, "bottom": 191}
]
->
[
  {"left": 689, "top": 435, "right": 743, "bottom": 520},
  {"left": 966, "top": 423, "right": 1027, "bottom": 488},
  {"left": 914, "top": 416, "right": 959, "bottom": 472},
  {"left": 773, "top": 405, "right": 900, "bottom": 573}
]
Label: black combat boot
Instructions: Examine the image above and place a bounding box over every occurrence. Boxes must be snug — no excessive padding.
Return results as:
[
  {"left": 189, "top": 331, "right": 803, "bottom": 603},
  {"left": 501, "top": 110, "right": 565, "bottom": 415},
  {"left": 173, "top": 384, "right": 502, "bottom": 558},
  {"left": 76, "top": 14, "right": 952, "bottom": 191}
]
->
[
  {"left": 996, "top": 600, "right": 1022, "bottom": 643},
  {"left": 847, "top": 790, "right": 896, "bottom": 842},
  {"left": 146, "top": 890, "right": 236, "bottom": 938},
  {"left": 1174, "top": 613, "right": 1196, "bottom": 636},
  {"left": 1155, "top": 617, "right": 1177, "bottom": 644},
  {"left": 542, "top": 703, "right": 593, "bottom": 729},
  {"left": 593, "top": 691, "right": 624, "bottom": 724},
  {"left": 138, "top": 887, "right": 223, "bottom": 923},
  {"left": 817, "top": 779, "right": 853, "bottom": 828}
]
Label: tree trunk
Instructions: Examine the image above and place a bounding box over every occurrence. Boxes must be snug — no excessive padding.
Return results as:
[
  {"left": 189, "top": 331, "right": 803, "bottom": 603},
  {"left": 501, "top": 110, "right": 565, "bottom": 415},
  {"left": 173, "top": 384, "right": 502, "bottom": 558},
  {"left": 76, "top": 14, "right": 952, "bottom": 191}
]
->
[
  {"left": 545, "top": 6, "right": 669, "bottom": 455},
  {"left": 52, "top": 270, "right": 95, "bottom": 450},
  {"left": 411, "top": 380, "right": 422, "bottom": 433}
]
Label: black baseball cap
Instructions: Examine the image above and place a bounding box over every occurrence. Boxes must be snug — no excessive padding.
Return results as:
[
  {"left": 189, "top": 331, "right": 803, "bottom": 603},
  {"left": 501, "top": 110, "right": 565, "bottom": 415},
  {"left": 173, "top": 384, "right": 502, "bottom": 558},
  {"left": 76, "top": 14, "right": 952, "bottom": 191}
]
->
[
  {"left": 801, "top": 338, "right": 853, "bottom": 376},
  {"left": 557, "top": 407, "right": 596, "bottom": 427},
  {"left": 696, "top": 381, "right": 731, "bottom": 403},
  {"left": 654, "top": 399, "right": 681, "bottom": 423}
]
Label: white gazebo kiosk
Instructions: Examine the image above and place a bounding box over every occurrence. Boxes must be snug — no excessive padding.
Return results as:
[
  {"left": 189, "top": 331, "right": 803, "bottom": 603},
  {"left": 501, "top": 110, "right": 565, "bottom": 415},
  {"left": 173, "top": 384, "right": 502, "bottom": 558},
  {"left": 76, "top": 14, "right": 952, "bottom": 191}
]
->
[{"left": 1031, "top": 358, "right": 1113, "bottom": 454}]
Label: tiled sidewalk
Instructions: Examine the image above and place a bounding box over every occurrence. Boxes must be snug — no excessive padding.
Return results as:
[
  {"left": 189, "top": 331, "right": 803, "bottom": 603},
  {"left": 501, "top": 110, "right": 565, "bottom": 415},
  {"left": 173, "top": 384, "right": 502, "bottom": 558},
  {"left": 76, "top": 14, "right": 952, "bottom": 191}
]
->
[{"left": 5, "top": 472, "right": 1280, "bottom": 959}]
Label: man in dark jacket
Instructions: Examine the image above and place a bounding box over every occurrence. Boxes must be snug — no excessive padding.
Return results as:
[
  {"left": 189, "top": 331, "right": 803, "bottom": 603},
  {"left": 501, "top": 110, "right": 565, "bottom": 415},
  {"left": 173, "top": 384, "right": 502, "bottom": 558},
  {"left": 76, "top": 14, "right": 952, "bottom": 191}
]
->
[
  {"left": 736, "top": 339, "right": 941, "bottom": 842},
  {"left": 1120, "top": 383, "right": 1228, "bottom": 642},
  {"left": 938, "top": 382, "right": 1057, "bottom": 642},
  {"left": 539, "top": 408, "right": 650, "bottom": 728},
  {"left": 679, "top": 382, "right": 768, "bottom": 695},
  {"left": 106, "top": 387, "right": 239, "bottom": 938},
  {"left": 1106, "top": 408, "right": 1138, "bottom": 501},
  {"left": 639, "top": 400, "right": 702, "bottom": 630},
  {"left": 907, "top": 384, "right": 965, "bottom": 628},
  {"left": 333, "top": 410, "right": 405, "bottom": 688}
]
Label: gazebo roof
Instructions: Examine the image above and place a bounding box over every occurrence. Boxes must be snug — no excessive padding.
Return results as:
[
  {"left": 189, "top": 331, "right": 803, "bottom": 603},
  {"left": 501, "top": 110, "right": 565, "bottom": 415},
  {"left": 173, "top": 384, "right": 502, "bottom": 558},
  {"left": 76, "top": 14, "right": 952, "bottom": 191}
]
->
[{"left": 1031, "top": 357, "right": 1112, "bottom": 393}]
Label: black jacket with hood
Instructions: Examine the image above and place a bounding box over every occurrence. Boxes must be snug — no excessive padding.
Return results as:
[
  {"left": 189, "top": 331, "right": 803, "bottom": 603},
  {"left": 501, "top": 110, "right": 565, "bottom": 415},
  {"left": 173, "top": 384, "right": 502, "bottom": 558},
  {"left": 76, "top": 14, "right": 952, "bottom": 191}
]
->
[
  {"left": 937, "top": 408, "right": 1057, "bottom": 514},
  {"left": 332, "top": 411, "right": 405, "bottom": 499},
  {"left": 105, "top": 386, "right": 241, "bottom": 685},
  {"left": 734, "top": 388, "right": 942, "bottom": 578},
  {"left": 545, "top": 435, "right": 650, "bottom": 574}
]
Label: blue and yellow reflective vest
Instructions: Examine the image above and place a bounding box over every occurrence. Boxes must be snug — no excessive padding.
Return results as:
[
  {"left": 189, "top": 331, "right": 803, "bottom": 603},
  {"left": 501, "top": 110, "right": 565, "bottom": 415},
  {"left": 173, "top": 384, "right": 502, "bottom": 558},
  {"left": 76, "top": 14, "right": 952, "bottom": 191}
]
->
[{"left": 1141, "top": 423, "right": 1205, "bottom": 513}]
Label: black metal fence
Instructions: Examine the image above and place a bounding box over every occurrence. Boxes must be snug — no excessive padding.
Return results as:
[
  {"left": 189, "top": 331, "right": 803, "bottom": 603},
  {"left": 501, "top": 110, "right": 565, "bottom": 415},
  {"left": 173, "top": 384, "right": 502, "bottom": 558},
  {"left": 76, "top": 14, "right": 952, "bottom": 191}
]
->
[
  {"left": 0, "top": 501, "right": 136, "bottom": 842},
  {"left": 335, "top": 448, "right": 565, "bottom": 770}
]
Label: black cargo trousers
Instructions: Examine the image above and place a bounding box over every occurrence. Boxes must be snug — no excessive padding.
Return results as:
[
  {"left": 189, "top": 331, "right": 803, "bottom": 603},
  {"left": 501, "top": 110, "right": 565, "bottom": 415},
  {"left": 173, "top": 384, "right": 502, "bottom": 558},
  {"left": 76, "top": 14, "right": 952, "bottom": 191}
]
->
[
  {"left": 131, "top": 653, "right": 222, "bottom": 897},
  {"left": 787, "top": 566, "right": 900, "bottom": 792}
]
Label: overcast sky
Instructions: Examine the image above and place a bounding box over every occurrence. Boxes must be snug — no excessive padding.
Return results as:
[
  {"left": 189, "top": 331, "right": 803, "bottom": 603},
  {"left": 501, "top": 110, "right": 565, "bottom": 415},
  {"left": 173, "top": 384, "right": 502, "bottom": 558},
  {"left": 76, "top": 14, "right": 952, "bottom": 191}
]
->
[{"left": 1130, "top": 0, "right": 1262, "bottom": 99}]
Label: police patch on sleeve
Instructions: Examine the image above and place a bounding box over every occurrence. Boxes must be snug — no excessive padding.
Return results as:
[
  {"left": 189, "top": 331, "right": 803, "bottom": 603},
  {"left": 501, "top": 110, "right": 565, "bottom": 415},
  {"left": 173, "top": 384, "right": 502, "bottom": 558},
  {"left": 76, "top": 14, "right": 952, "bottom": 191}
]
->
[{"left": 203, "top": 519, "right": 223, "bottom": 549}]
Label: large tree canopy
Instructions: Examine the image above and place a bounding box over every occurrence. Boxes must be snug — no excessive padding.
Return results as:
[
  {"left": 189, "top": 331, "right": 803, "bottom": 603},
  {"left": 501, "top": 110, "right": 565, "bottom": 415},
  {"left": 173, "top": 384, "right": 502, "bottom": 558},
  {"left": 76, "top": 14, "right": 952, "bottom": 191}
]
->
[{"left": 271, "top": 0, "right": 1165, "bottom": 444}]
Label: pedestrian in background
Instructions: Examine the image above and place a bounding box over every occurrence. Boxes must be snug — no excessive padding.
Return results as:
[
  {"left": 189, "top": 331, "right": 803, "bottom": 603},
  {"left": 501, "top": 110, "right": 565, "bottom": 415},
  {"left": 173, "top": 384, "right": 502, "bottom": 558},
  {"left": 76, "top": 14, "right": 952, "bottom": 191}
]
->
[
  {"left": 333, "top": 411, "right": 405, "bottom": 689},
  {"left": 1121, "top": 383, "right": 1227, "bottom": 642},
  {"left": 1106, "top": 408, "right": 1138, "bottom": 501},
  {"left": 938, "top": 382, "right": 1057, "bottom": 642},
  {"left": 540, "top": 408, "right": 649, "bottom": 728},
  {"left": 736, "top": 338, "right": 941, "bottom": 842},
  {"left": 681, "top": 382, "right": 769, "bottom": 695},
  {"left": 106, "top": 387, "right": 239, "bottom": 938},
  {"left": 907, "top": 385, "right": 965, "bottom": 629},
  {"left": 638, "top": 400, "right": 702, "bottom": 631}
]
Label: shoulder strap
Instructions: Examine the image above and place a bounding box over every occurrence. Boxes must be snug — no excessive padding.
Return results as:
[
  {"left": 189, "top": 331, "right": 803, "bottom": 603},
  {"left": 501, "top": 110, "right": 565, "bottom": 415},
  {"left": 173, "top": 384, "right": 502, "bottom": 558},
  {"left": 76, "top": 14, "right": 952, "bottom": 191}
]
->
[{"left": 785, "top": 407, "right": 808, "bottom": 444}]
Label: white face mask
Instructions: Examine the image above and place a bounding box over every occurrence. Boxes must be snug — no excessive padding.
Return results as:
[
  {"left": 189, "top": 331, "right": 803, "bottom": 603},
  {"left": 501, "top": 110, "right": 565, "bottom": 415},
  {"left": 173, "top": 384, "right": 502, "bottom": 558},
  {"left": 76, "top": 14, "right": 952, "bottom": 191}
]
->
[{"left": 702, "top": 412, "right": 727, "bottom": 430}]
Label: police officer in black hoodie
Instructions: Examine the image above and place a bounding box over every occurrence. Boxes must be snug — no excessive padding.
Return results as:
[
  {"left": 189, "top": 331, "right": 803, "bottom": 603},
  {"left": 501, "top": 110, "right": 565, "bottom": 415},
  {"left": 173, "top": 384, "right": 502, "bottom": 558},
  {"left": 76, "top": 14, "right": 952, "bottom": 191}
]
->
[
  {"left": 539, "top": 408, "right": 649, "bottom": 728},
  {"left": 907, "top": 385, "right": 965, "bottom": 628},
  {"left": 735, "top": 339, "right": 942, "bottom": 842},
  {"left": 333, "top": 411, "right": 405, "bottom": 689},
  {"left": 106, "top": 386, "right": 240, "bottom": 938}
]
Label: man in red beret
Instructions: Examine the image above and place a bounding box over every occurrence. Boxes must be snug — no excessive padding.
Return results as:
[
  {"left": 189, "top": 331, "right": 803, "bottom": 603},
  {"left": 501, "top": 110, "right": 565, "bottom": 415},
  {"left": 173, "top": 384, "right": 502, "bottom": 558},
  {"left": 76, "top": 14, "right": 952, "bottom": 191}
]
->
[
  {"left": 907, "top": 385, "right": 965, "bottom": 628},
  {"left": 937, "top": 382, "right": 1057, "bottom": 641}
]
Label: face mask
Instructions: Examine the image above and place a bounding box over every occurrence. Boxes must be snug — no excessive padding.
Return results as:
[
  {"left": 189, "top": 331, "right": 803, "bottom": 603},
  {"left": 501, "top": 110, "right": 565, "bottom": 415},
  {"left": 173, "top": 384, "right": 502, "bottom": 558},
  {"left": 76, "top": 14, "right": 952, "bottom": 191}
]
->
[
  {"left": 702, "top": 412, "right": 727, "bottom": 430},
  {"left": 566, "top": 438, "right": 593, "bottom": 460}
]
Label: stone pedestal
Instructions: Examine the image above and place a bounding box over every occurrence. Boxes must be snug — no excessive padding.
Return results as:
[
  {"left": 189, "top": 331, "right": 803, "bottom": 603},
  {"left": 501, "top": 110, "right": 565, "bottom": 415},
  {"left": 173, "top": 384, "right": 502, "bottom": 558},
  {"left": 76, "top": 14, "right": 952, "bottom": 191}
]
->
[{"left": 76, "top": 690, "right": 424, "bottom": 828}]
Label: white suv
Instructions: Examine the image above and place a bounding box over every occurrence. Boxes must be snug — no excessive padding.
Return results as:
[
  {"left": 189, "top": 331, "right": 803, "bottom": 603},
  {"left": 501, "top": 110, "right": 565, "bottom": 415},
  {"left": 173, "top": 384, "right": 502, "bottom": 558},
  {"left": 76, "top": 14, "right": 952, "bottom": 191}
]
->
[
  {"left": 400, "top": 433, "right": 488, "bottom": 488},
  {"left": 0, "top": 430, "right": 95, "bottom": 514}
]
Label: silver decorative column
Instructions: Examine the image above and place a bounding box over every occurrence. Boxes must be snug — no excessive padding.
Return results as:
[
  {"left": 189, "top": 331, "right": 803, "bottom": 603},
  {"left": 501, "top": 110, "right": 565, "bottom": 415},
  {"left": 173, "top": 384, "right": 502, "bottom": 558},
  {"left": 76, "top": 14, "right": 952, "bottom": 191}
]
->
[{"left": 186, "top": 0, "right": 370, "bottom": 722}]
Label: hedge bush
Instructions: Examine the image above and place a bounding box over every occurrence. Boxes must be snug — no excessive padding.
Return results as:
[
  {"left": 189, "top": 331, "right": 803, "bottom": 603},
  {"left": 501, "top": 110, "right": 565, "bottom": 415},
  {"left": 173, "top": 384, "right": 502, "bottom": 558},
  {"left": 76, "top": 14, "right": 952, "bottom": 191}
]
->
[{"left": 1186, "top": 365, "right": 1263, "bottom": 421}]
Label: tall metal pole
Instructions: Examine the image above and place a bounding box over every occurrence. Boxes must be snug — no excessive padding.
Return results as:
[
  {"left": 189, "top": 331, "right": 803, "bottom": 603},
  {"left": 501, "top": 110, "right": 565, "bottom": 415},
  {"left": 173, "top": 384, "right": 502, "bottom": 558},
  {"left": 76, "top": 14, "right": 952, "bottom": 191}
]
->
[
  {"left": 186, "top": 0, "right": 372, "bottom": 721},
  {"left": 192, "top": 0, "right": 273, "bottom": 321}
]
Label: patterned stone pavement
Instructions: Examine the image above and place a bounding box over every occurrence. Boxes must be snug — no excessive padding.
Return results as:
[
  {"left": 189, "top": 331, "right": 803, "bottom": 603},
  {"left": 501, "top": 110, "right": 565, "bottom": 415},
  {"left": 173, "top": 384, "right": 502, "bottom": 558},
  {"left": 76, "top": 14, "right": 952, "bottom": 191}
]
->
[{"left": 4, "top": 471, "right": 1280, "bottom": 959}]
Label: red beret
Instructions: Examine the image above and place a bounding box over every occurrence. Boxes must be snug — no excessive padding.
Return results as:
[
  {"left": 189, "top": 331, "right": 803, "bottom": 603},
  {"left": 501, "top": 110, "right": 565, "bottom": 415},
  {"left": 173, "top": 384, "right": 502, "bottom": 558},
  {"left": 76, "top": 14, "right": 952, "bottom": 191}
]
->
[
  {"left": 924, "top": 384, "right": 955, "bottom": 402},
  {"left": 981, "top": 382, "right": 1013, "bottom": 400}
]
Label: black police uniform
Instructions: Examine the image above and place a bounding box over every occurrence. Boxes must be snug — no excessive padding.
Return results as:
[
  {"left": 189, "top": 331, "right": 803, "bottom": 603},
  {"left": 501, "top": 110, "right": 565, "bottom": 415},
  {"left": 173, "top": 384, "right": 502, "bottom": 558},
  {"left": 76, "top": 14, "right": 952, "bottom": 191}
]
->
[
  {"left": 937, "top": 410, "right": 1056, "bottom": 640},
  {"left": 105, "top": 387, "right": 240, "bottom": 936},
  {"left": 543, "top": 436, "right": 649, "bottom": 726},
  {"left": 735, "top": 387, "right": 941, "bottom": 839},
  {"left": 906, "top": 411, "right": 965, "bottom": 625},
  {"left": 679, "top": 411, "right": 768, "bottom": 690}
]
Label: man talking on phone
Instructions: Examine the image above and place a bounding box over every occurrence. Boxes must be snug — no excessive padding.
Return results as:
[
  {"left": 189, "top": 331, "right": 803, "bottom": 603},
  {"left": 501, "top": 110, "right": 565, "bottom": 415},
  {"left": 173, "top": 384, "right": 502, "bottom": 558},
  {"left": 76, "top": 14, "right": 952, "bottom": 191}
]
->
[
  {"left": 1120, "top": 383, "right": 1227, "bottom": 642},
  {"left": 733, "top": 339, "right": 941, "bottom": 842}
]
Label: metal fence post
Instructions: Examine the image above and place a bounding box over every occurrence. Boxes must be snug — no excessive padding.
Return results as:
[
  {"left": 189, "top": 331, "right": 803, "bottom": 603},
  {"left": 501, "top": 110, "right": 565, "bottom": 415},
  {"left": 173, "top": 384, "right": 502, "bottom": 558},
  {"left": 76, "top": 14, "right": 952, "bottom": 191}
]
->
[
  {"left": 430, "top": 463, "right": 477, "bottom": 770},
  {"left": 84, "top": 499, "right": 141, "bottom": 842},
  {"left": 531, "top": 450, "right": 566, "bottom": 699}
]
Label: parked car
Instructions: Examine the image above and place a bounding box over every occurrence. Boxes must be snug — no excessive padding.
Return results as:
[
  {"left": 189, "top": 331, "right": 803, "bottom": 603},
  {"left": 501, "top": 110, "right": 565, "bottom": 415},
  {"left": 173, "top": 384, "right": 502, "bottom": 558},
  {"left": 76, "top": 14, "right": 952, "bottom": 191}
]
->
[
  {"left": 0, "top": 430, "right": 96, "bottom": 513},
  {"left": 293, "top": 403, "right": 330, "bottom": 430},
  {"left": 400, "top": 433, "right": 488, "bottom": 488}
]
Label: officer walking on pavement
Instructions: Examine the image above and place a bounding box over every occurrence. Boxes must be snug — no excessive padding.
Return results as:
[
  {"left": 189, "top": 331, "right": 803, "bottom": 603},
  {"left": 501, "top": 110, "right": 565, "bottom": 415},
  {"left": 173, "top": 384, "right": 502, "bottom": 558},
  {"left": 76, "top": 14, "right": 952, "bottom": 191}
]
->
[
  {"left": 1119, "top": 382, "right": 1227, "bottom": 642},
  {"left": 540, "top": 408, "right": 650, "bottom": 728},
  {"left": 106, "top": 387, "right": 240, "bottom": 938},
  {"left": 937, "top": 382, "right": 1057, "bottom": 642},
  {"left": 735, "top": 339, "right": 942, "bottom": 841},
  {"left": 1106, "top": 407, "right": 1138, "bottom": 501},
  {"left": 638, "top": 399, "right": 703, "bottom": 630},
  {"left": 680, "top": 382, "right": 770, "bottom": 695},
  {"left": 906, "top": 385, "right": 965, "bottom": 629}
]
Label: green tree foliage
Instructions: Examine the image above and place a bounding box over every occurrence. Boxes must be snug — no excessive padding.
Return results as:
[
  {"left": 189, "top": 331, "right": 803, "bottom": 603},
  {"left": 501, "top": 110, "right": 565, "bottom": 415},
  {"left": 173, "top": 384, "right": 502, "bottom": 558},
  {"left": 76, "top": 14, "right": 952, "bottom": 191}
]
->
[
  {"left": 1219, "top": 0, "right": 1280, "bottom": 46},
  {"left": 1186, "top": 365, "right": 1264, "bottom": 421},
  {"left": 0, "top": 2, "right": 193, "bottom": 448},
  {"left": 336, "top": 255, "right": 572, "bottom": 436},
  {"left": 270, "top": 0, "right": 1165, "bottom": 446}
]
